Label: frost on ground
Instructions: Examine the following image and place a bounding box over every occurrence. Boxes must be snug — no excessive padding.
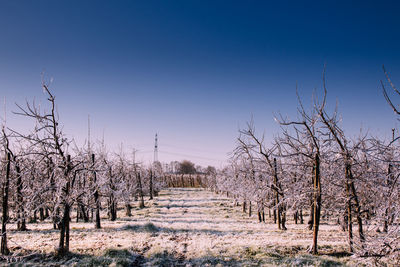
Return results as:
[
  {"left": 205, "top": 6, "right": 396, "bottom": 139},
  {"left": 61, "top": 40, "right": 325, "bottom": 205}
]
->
[{"left": 2, "top": 188, "right": 360, "bottom": 266}]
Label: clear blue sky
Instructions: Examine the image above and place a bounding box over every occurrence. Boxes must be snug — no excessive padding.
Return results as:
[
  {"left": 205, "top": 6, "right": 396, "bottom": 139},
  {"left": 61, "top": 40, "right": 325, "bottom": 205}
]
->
[{"left": 1, "top": 0, "right": 400, "bottom": 166}]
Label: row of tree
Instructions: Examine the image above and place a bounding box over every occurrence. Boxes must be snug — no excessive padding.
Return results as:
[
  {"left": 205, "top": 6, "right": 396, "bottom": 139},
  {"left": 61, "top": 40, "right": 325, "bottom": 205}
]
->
[
  {"left": 1, "top": 69, "right": 398, "bottom": 264},
  {"left": 0, "top": 83, "right": 166, "bottom": 256},
  {"left": 211, "top": 69, "right": 399, "bottom": 262}
]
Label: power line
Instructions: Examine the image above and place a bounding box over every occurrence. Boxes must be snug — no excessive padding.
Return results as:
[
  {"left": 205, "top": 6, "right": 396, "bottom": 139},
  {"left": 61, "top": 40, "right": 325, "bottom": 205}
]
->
[
  {"left": 136, "top": 149, "right": 227, "bottom": 162},
  {"left": 158, "top": 150, "right": 226, "bottom": 162},
  {"left": 161, "top": 143, "right": 228, "bottom": 155}
]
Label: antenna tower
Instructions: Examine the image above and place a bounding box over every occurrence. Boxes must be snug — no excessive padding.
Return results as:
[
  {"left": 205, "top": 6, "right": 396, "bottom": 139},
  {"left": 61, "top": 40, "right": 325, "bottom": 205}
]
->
[
  {"left": 88, "top": 114, "right": 91, "bottom": 154},
  {"left": 154, "top": 133, "right": 158, "bottom": 162}
]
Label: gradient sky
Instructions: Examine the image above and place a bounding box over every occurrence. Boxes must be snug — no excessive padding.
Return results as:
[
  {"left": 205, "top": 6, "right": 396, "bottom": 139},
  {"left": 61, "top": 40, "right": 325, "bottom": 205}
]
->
[{"left": 1, "top": 0, "right": 400, "bottom": 167}]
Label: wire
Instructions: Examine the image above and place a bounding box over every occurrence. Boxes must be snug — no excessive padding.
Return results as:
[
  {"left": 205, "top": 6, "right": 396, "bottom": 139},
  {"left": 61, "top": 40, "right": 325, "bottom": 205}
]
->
[
  {"left": 161, "top": 143, "right": 228, "bottom": 155},
  {"left": 158, "top": 150, "right": 226, "bottom": 162}
]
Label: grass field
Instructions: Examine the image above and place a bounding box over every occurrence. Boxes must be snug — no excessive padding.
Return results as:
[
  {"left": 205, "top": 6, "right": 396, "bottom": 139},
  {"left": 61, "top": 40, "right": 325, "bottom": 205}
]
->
[{"left": 1, "top": 188, "right": 369, "bottom": 266}]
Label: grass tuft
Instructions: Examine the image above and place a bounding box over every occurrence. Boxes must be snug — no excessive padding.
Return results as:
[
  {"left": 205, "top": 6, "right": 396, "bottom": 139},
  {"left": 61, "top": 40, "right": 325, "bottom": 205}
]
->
[
  {"left": 120, "top": 222, "right": 159, "bottom": 233},
  {"left": 143, "top": 222, "right": 159, "bottom": 233}
]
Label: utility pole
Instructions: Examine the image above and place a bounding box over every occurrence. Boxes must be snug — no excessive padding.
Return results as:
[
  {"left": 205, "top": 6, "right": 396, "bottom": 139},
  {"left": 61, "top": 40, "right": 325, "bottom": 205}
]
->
[
  {"left": 154, "top": 133, "right": 158, "bottom": 163},
  {"left": 88, "top": 115, "right": 91, "bottom": 155}
]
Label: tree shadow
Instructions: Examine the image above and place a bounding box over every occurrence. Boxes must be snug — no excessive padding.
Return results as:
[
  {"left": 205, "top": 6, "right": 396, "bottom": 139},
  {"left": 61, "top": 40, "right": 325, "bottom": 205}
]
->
[
  {"left": 320, "top": 251, "right": 352, "bottom": 258},
  {"left": 8, "top": 220, "right": 237, "bottom": 236},
  {"left": 0, "top": 248, "right": 246, "bottom": 267},
  {"left": 119, "top": 222, "right": 237, "bottom": 236},
  {"left": 156, "top": 198, "right": 224, "bottom": 203},
  {"left": 146, "top": 218, "right": 229, "bottom": 225},
  {"left": 154, "top": 211, "right": 212, "bottom": 216},
  {"left": 156, "top": 204, "right": 215, "bottom": 209}
]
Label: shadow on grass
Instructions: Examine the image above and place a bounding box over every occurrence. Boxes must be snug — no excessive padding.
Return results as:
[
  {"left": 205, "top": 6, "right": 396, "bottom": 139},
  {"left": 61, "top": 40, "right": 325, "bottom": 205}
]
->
[
  {"left": 264, "top": 254, "right": 346, "bottom": 267},
  {"left": 155, "top": 210, "right": 211, "bottom": 216},
  {"left": 10, "top": 220, "right": 237, "bottom": 237},
  {"left": 156, "top": 198, "right": 225, "bottom": 203},
  {"left": 9, "top": 227, "right": 60, "bottom": 235},
  {"left": 0, "top": 250, "right": 143, "bottom": 267},
  {"left": 119, "top": 222, "right": 236, "bottom": 236},
  {"left": 1, "top": 248, "right": 246, "bottom": 267},
  {"left": 1, "top": 247, "right": 350, "bottom": 267},
  {"left": 146, "top": 218, "right": 231, "bottom": 225},
  {"left": 155, "top": 203, "right": 217, "bottom": 209},
  {"left": 321, "top": 251, "right": 352, "bottom": 258}
]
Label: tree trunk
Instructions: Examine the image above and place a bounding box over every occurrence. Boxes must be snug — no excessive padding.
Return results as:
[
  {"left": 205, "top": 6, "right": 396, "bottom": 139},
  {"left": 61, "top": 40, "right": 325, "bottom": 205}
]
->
[
  {"left": 15, "top": 160, "right": 27, "bottom": 231},
  {"left": 312, "top": 154, "right": 321, "bottom": 255},
  {"left": 79, "top": 203, "right": 89, "bottom": 222},
  {"left": 31, "top": 210, "right": 37, "bottom": 223},
  {"left": 108, "top": 195, "right": 117, "bottom": 221},
  {"left": 308, "top": 168, "right": 315, "bottom": 231},
  {"left": 108, "top": 166, "right": 117, "bottom": 221},
  {"left": 273, "top": 158, "right": 282, "bottom": 230},
  {"left": 281, "top": 208, "right": 287, "bottom": 230},
  {"left": 1, "top": 153, "right": 10, "bottom": 255},
  {"left": 56, "top": 155, "right": 72, "bottom": 256},
  {"left": 300, "top": 209, "right": 304, "bottom": 224},
  {"left": 249, "top": 201, "right": 252, "bottom": 217},
  {"left": 345, "top": 162, "right": 364, "bottom": 251},
  {"left": 40, "top": 208, "right": 45, "bottom": 221},
  {"left": 53, "top": 208, "right": 59, "bottom": 229},
  {"left": 261, "top": 201, "right": 265, "bottom": 222},
  {"left": 57, "top": 203, "right": 70, "bottom": 256},
  {"left": 383, "top": 164, "right": 392, "bottom": 232},
  {"left": 92, "top": 154, "right": 101, "bottom": 229},
  {"left": 345, "top": 165, "right": 353, "bottom": 253},
  {"left": 308, "top": 202, "right": 314, "bottom": 230},
  {"left": 349, "top": 171, "right": 365, "bottom": 245},
  {"left": 137, "top": 172, "right": 145, "bottom": 209},
  {"left": 125, "top": 203, "right": 132, "bottom": 216},
  {"left": 149, "top": 170, "right": 153, "bottom": 200}
]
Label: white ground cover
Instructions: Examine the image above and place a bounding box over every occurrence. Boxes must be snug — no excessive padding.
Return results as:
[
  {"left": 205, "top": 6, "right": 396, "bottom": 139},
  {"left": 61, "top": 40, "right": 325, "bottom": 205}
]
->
[{"left": 2, "top": 188, "right": 361, "bottom": 266}]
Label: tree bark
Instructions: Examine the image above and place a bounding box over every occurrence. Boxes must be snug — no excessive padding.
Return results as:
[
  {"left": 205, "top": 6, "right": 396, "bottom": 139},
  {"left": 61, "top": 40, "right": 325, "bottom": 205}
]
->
[
  {"left": 1, "top": 153, "right": 10, "bottom": 255},
  {"left": 108, "top": 195, "right": 117, "bottom": 221},
  {"left": 383, "top": 164, "right": 392, "bottom": 232},
  {"left": 300, "top": 209, "right": 304, "bottom": 224},
  {"left": 125, "top": 203, "right": 132, "bottom": 216},
  {"left": 15, "top": 159, "right": 26, "bottom": 231},
  {"left": 273, "top": 158, "right": 282, "bottom": 230},
  {"left": 312, "top": 154, "right": 321, "bottom": 255},
  {"left": 149, "top": 170, "right": 153, "bottom": 200},
  {"left": 56, "top": 155, "right": 72, "bottom": 256},
  {"left": 249, "top": 201, "right": 252, "bottom": 217},
  {"left": 137, "top": 172, "right": 145, "bottom": 209},
  {"left": 108, "top": 166, "right": 117, "bottom": 221},
  {"left": 345, "top": 165, "right": 353, "bottom": 253},
  {"left": 92, "top": 154, "right": 101, "bottom": 229},
  {"left": 345, "top": 161, "right": 365, "bottom": 252}
]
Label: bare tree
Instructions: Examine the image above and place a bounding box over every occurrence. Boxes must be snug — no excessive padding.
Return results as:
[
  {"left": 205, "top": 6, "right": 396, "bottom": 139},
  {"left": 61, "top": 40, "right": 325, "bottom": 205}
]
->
[
  {"left": 236, "top": 120, "right": 287, "bottom": 230},
  {"left": 1, "top": 128, "right": 11, "bottom": 255},
  {"left": 275, "top": 88, "right": 323, "bottom": 254},
  {"left": 13, "top": 82, "right": 81, "bottom": 256}
]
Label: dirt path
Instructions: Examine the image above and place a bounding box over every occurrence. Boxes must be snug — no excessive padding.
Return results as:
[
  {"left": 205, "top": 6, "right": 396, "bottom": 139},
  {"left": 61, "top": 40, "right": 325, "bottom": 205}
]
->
[{"left": 5, "top": 188, "right": 352, "bottom": 266}]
